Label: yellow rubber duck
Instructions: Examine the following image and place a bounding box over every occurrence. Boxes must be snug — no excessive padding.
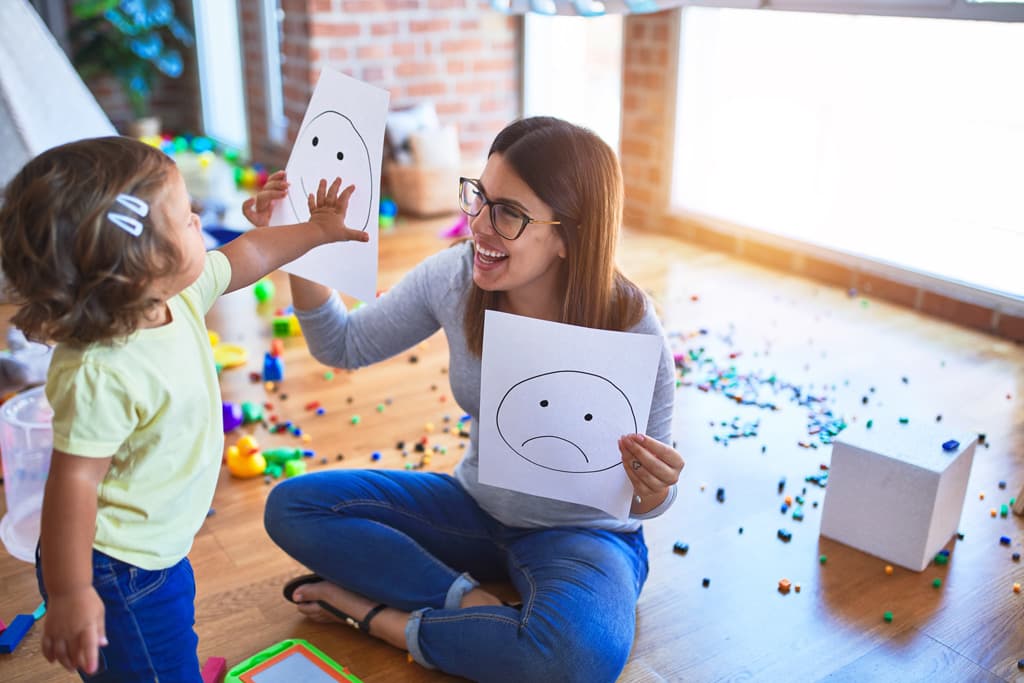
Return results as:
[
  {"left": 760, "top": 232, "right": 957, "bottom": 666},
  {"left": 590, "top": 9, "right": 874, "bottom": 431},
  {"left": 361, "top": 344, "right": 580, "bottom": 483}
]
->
[{"left": 226, "top": 434, "right": 266, "bottom": 478}]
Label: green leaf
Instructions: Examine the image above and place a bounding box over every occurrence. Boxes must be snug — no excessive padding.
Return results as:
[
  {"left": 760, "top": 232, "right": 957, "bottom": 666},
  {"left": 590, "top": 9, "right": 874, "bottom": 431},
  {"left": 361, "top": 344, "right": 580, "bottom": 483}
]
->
[{"left": 72, "top": 0, "right": 119, "bottom": 20}]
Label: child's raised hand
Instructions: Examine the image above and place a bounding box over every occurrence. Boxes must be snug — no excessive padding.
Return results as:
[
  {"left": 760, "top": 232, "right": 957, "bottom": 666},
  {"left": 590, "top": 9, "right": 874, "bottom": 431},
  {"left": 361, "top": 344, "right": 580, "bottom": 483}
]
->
[
  {"left": 306, "top": 177, "right": 370, "bottom": 243},
  {"left": 242, "top": 170, "right": 289, "bottom": 227},
  {"left": 41, "top": 586, "right": 108, "bottom": 674}
]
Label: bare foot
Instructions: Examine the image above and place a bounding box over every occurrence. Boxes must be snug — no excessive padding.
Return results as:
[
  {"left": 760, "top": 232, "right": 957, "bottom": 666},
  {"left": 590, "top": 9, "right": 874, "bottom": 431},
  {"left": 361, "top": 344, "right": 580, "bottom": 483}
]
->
[{"left": 292, "top": 580, "right": 378, "bottom": 626}]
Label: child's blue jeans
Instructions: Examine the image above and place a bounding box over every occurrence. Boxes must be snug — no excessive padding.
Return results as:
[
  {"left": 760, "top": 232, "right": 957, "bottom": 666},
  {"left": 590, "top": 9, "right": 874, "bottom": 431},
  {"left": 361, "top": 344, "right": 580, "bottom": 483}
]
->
[
  {"left": 264, "top": 470, "right": 649, "bottom": 683},
  {"left": 35, "top": 545, "right": 201, "bottom": 683}
]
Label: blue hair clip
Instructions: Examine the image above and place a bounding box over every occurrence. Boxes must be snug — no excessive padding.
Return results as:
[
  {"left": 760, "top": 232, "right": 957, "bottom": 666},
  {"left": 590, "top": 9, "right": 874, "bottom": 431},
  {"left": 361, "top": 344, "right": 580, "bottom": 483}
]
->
[{"left": 107, "top": 193, "right": 149, "bottom": 237}]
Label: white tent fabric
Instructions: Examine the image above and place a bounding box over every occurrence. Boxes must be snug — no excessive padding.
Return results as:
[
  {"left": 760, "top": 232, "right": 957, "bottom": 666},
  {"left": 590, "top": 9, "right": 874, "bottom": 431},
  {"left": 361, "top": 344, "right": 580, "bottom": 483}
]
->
[{"left": 0, "top": 0, "right": 117, "bottom": 189}]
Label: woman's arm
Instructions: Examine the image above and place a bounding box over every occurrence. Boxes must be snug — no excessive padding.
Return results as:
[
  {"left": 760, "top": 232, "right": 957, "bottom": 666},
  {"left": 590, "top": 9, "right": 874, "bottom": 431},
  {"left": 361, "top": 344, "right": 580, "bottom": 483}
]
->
[
  {"left": 39, "top": 450, "right": 112, "bottom": 675},
  {"left": 622, "top": 308, "right": 682, "bottom": 518},
  {"left": 292, "top": 244, "right": 464, "bottom": 370}
]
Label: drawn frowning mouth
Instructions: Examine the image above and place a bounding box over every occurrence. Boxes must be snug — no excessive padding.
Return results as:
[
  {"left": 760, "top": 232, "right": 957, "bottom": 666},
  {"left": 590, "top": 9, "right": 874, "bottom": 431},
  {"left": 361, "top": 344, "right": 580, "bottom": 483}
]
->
[{"left": 521, "top": 435, "right": 589, "bottom": 463}]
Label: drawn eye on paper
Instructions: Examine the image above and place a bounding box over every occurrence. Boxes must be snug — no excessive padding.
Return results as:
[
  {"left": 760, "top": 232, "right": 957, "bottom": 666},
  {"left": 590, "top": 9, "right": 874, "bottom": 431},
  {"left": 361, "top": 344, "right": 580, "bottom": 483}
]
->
[
  {"left": 287, "top": 110, "right": 373, "bottom": 231},
  {"left": 495, "top": 370, "right": 637, "bottom": 474}
]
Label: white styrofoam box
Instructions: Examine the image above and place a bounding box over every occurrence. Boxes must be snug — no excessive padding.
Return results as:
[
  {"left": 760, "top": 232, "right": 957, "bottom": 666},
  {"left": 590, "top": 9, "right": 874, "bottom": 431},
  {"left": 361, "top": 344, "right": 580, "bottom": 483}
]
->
[{"left": 819, "top": 421, "right": 976, "bottom": 572}]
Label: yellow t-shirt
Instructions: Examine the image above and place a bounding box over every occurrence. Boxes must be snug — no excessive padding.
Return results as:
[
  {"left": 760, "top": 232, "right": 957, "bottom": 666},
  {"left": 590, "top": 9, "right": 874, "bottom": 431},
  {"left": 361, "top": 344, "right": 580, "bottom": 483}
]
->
[{"left": 46, "top": 250, "right": 231, "bottom": 570}]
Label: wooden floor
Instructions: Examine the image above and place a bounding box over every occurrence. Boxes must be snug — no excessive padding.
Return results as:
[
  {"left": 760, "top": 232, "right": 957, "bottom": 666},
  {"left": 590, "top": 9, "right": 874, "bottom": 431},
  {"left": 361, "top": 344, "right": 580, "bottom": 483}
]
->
[{"left": 1, "top": 216, "right": 1021, "bottom": 682}]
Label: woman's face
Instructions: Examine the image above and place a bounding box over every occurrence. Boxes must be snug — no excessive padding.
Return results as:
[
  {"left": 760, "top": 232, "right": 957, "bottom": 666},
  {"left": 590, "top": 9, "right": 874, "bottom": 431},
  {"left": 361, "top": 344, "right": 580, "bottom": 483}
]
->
[{"left": 469, "top": 153, "right": 566, "bottom": 299}]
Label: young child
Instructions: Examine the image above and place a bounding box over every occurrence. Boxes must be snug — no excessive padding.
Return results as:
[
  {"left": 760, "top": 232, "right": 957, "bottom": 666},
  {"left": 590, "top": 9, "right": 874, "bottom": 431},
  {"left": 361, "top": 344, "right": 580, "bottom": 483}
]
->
[{"left": 0, "top": 136, "right": 366, "bottom": 682}]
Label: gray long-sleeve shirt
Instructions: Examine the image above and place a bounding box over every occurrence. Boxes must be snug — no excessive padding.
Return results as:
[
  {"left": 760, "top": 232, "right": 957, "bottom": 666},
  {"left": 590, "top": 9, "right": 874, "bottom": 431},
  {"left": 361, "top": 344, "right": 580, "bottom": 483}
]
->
[{"left": 295, "top": 240, "right": 677, "bottom": 532}]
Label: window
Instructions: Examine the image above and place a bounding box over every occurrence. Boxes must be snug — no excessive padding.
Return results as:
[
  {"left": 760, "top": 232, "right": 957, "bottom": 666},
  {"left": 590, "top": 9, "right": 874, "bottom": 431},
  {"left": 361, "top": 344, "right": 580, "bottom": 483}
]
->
[
  {"left": 671, "top": 7, "right": 1024, "bottom": 300},
  {"left": 261, "top": 0, "right": 287, "bottom": 145},
  {"left": 191, "top": 0, "right": 248, "bottom": 153},
  {"left": 523, "top": 13, "right": 623, "bottom": 152}
]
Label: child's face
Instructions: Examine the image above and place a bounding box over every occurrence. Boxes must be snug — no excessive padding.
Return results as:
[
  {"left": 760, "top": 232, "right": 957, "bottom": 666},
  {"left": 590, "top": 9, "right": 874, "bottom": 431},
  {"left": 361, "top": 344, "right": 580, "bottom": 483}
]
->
[{"left": 149, "top": 168, "right": 206, "bottom": 302}]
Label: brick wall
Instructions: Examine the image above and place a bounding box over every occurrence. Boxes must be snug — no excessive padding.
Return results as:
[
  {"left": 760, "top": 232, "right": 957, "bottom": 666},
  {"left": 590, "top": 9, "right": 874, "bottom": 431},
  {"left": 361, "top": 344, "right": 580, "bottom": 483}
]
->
[
  {"left": 620, "top": 10, "right": 677, "bottom": 234},
  {"left": 240, "top": 0, "right": 521, "bottom": 170}
]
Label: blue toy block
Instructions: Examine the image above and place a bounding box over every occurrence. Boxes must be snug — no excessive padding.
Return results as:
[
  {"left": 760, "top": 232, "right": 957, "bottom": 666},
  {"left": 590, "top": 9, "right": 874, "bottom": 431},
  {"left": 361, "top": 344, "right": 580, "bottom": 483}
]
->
[
  {"left": 0, "top": 613, "right": 34, "bottom": 653},
  {"left": 262, "top": 352, "right": 284, "bottom": 382}
]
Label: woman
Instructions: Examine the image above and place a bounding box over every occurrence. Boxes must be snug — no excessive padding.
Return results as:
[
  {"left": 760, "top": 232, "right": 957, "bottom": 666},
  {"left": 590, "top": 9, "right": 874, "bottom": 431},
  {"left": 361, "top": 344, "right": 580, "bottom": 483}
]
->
[{"left": 262, "top": 116, "right": 683, "bottom": 682}]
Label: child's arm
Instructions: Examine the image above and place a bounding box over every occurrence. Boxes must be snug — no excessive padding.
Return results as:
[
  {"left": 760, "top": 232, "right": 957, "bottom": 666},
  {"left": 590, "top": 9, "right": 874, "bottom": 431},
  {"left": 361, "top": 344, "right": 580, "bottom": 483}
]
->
[
  {"left": 220, "top": 177, "right": 369, "bottom": 295},
  {"left": 242, "top": 172, "right": 336, "bottom": 311},
  {"left": 39, "top": 450, "right": 113, "bottom": 675}
]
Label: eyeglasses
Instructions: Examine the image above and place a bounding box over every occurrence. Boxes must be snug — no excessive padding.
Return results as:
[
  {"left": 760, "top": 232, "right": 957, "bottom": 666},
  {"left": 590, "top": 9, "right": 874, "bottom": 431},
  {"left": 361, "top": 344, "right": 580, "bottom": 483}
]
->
[{"left": 458, "top": 177, "right": 560, "bottom": 240}]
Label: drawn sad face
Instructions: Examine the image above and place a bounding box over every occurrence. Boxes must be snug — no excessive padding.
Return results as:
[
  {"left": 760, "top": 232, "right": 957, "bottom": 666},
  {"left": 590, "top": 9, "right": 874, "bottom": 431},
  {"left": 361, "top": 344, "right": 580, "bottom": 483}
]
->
[
  {"left": 288, "top": 110, "right": 373, "bottom": 231},
  {"left": 496, "top": 370, "right": 638, "bottom": 474}
]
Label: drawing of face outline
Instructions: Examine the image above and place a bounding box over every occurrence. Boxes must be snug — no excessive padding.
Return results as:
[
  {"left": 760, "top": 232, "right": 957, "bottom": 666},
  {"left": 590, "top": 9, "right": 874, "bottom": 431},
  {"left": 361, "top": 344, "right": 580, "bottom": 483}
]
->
[
  {"left": 287, "top": 110, "right": 372, "bottom": 230},
  {"left": 495, "top": 370, "right": 637, "bottom": 474}
]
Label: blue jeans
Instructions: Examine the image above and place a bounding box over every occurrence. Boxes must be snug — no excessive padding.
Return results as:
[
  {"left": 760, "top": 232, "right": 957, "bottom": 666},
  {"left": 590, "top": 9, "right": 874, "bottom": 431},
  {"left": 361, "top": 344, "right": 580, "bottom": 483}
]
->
[
  {"left": 264, "top": 470, "right": 649, "bottom": 683},
  {"left": 35, "top": 546, "right": 201, "bottom": 683}
]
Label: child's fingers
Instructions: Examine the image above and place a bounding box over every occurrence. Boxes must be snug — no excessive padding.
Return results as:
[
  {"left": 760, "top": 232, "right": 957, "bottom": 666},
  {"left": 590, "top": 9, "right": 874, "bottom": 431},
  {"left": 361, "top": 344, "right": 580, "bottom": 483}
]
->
[
  {"left": 339, "top": 183, "right": 356, "bottom": 207},
  {"left": 52, "top": 637, "right": 74, "bottom": 672},
  {"left": 77, "top": 626, "right": 102, "bottom": 674},
  {"left": 268, "top": 170, "right": 287, "bottom": 182},
  {"left": 316, "top": 178, "right": 328, "bottom": 206},
  {"left": 307, "top": 192, "right": 316, "bottom": 214},
  {"left": 41, "top": 633, "right": 55, "bottom": 662},
  {"left": 341, "top": 228, "right": 370, "bottom": 242},
  {"left": 263, "top": 179, "right": 289, "bottom": 193},
  {"left": 326, "top": 176, "right": 343, "bottom": 203}
]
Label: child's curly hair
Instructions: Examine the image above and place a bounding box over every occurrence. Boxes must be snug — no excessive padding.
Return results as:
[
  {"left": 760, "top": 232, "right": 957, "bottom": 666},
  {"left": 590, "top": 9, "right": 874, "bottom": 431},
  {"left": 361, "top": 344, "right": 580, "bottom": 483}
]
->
[{"left": 0, "top": 136, "right": 186, "bottom": 346}]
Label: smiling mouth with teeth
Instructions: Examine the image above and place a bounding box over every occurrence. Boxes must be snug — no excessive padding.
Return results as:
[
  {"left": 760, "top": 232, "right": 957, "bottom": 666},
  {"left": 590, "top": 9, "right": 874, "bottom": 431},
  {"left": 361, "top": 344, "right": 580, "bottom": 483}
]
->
[{"left": 476, "top": 243, "right": 508, "bottom": 263}]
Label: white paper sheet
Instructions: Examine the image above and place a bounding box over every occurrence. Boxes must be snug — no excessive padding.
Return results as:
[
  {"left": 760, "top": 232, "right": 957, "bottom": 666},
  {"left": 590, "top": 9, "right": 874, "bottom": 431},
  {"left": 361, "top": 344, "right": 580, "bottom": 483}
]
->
[
  {"left": 479, "top": 310, "right": 663, "bottom": 520},
  {"left": 269, "top": 68, "right": 389, "bottom": 302}
]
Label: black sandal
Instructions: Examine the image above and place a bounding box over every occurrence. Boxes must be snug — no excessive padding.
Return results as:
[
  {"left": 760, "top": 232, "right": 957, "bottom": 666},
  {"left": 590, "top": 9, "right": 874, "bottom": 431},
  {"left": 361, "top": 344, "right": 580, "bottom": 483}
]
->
[{"left": 282, "top": 573, "right": 387, "bottom": 634}]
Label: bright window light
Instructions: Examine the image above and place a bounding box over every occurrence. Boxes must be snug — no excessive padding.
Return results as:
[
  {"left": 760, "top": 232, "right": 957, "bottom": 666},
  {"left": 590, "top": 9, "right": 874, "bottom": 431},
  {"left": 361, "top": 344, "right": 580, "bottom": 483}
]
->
[
  {"left": 524, "top": 13, "right": 623, "bottom": 153},
  {"left": 192, "top": 0, "right": 248, "bottom": 153},
  {"left": 671, "top": 7, "right": 1024, "bottom": 300}
]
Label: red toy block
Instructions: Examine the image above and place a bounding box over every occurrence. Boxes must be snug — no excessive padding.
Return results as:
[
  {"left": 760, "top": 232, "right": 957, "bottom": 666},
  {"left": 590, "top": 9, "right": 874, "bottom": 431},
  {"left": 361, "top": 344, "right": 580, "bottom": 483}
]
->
[{"left": 201, "top": 656, "right": 227, "bottom": 683}]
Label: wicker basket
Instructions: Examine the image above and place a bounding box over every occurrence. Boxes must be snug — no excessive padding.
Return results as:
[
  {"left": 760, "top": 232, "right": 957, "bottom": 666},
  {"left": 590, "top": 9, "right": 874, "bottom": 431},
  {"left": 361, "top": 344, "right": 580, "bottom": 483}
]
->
[{"left": 383, "top": 163, "right": 461, "bottom": 217}]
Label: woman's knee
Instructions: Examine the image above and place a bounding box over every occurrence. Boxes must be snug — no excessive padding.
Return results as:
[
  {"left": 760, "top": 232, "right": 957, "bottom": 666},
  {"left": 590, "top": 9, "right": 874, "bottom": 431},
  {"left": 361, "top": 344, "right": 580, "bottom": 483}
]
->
[
  {"left": 514, "top": 619, "right": 632, "bottom": 683},
  {"left": 263, "top": 475, "right": 316, "bottom": 543}
]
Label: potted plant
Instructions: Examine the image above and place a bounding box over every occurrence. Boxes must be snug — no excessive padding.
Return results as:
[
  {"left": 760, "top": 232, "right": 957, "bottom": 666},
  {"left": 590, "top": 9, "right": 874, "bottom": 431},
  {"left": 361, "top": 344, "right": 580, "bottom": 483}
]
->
[{"left": 69, "top": 0, "right": 194, "bottom": 137}]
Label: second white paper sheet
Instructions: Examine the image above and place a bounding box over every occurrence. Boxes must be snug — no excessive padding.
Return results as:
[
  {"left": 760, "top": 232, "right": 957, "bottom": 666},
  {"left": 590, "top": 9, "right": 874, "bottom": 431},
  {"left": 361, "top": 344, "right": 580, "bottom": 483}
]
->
[
  {"left": 269, "top": 68, "right": 389, "bottom": 303},
  {"left": 478, "top": 310, "right": 663, "bottom": 520}
]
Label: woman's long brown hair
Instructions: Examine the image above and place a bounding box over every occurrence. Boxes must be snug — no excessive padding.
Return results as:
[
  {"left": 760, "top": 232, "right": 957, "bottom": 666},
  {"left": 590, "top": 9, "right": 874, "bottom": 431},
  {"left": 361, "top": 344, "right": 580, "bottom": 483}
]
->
[{"left": 464, "top": 117, "right": 646, "bottom": 355}]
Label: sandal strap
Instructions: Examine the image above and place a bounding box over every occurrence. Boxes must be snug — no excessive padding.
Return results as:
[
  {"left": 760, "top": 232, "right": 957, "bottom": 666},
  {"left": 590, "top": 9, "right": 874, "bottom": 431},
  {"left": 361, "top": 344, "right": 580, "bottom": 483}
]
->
[{"left": 358, "top": 603, "right": 388, "bottom": 634}]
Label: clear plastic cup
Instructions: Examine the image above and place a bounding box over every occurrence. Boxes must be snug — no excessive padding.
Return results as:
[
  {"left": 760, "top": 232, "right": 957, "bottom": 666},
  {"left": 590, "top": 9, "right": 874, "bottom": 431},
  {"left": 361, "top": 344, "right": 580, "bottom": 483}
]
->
[{"left": 0, "top": 386, "right": 53, "bottom": 563}]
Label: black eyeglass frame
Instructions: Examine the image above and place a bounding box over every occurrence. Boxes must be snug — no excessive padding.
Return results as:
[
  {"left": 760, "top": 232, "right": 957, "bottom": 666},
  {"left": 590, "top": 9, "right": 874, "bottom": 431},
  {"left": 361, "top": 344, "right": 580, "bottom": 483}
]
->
[{"left": 458, "top": 177, "right": 561, "bottom": 240}]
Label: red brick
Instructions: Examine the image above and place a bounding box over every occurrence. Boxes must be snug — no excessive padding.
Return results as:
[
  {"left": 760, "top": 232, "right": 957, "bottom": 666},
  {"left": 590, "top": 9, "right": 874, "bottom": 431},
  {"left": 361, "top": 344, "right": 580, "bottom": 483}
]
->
[
  {"left": 371, "top": 21, "right": 400, "bottom": 36},
  {"left": 392, "top": 42, "right": 417, "bottom": 57},
  {"left": 804, "top": 255, "right": 855, "bottom": 289},
  {"left": 395, "top": 62, "right": 438, "bottom": 78},
  {"left": 920, "top": 292, "right": 994, "bottom": 332},
  {"left": 996, "top": 314, "right": 1024, "bottom": 343},
  {"left": 859, "top": 276, "right": 918, "bottom": 309},
  {"left": 357, "top": 44, "right": 389, "bottom": 60},
  {"left": 310, "top": 21, "right": 361, "bottom": 38},
  {"left": 441, "top": 38, "right": 484, "bottom": 53},
  {"left": 473, "top": 58, "right": 516, "bottom": 73},
  {"left": 407, "top": 81, "right": 448, "bottom": 97},
  {"left": 410, "top": 19, "right": 451, "bottom": 33},
  {"left": 342, "top": 0, "right": 385, "bottom": 9}
]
